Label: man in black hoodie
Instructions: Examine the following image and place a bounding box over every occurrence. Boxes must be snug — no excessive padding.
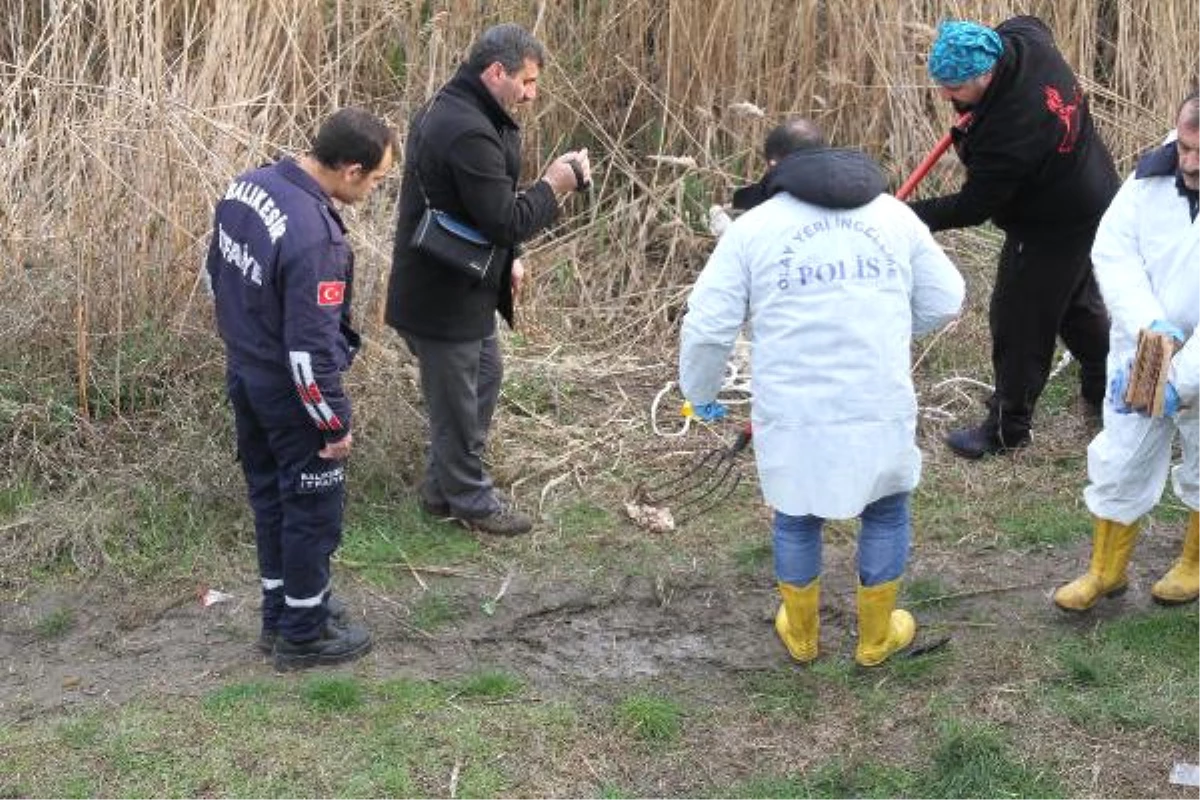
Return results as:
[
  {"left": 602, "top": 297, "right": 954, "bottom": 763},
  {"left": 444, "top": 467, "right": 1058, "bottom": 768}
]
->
[
  {"left": 911, "top": 17, "right": 1119, "bottom": 459},
  {"left": 386, "top": 24, "right": 590, "bottom": 535}
]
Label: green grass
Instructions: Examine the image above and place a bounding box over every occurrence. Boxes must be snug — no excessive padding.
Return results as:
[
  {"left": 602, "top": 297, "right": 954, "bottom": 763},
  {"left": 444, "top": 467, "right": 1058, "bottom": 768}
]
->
[
  {"left": 911, "top": 485, "right": 975, "bottom": 545},
  {"left": 904, "top": 575, "right": 959, "bottom": 608},
  {"left": 551, "top": 499, "right": 617, "bottom": 538},
  {"left": 202, "top": 680, "right": 276, "bottom": 718},
  {"left": 502, "top": 370, "right": 572, "bottom": 418},
  {"left": 996, "top": 497, "right": 1090, "bottom": 549},
  {"left": 33, "top": 607, "right": 75, "bottom": 639},
  {"left": 0, "top": 676, "right": 569, "bottom": 797},
  {"left": 339, "top": 502, "right": 480, "bottom": 589},
  {"left": 1036, "top": 354, "right": 1078, "bottom": 416},
  {"left": 719, "top": 760, "right": 917, "bottom": 798},
  {"left": 376, "top": 676, "right": 451, "bottom": 712},
  {"left": 919, "top": 719, "right": 1064, "bottom": 798},
  {"left": 1147, "top": 499, "right": 1192, "bottom": 527},
  {"left": 1045, "top": 607, "right": 1199, "bottom": 744},
  {"left": 408, "top": 590, "right": 465, "bottom": 632},
  {"left": 454, "top": 668, "right": 524, "bottom": 699},
  {"left": 55, "top": 714, "right": 104, "bottom": 748},
  {"left": 615, "top": 691, "right": 683, "bottom": 742},
  {"left": 597, "top": 784, "right": 630, "bottom": 799},
  {"left": 301, "top": 675, "right": 364, "bottom": 712},
  {"left": 0, "top": 478, "right": 35, "bottom": 517},
  {"left": 733, "top": 539, "right": 773, "bottom": 573},
  {"left": 93, "top": 481, "right": 242, "bottom": 581},
  {"left": 741, "top": 669, "right": 817, "bottom": 718}
]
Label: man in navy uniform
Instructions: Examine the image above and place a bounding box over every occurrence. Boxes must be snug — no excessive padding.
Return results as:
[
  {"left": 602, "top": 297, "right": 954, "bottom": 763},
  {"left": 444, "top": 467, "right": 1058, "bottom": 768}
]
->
[{"left": 206, "top": 108, "right": 395, "bottom": 670}]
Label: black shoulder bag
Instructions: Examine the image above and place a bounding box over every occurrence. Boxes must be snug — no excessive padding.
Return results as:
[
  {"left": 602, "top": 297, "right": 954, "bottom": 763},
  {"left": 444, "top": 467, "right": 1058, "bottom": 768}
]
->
[{"left": 408, "top": 95, "right": 500, "bottom": 283}]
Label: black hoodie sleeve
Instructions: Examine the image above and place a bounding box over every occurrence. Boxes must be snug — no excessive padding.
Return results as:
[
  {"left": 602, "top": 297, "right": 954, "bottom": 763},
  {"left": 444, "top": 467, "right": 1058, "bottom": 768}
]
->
[{"left": 908, "top": 138, "right": 1034, "bottom": 232}]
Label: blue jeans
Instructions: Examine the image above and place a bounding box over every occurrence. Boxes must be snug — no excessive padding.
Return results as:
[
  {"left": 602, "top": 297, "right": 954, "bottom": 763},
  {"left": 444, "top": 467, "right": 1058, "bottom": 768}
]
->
[{"left": 773, "top": 492, "right": 911, "bottom": 587}]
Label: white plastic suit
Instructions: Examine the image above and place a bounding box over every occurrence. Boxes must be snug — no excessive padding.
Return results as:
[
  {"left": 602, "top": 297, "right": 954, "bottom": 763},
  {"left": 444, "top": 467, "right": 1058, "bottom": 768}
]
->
[
  {"left": 1085, "top": 140, "right": 1199, "bottom": 522},
  {"left": 679, "top": 176, "right": 964, "bottom": 519}
]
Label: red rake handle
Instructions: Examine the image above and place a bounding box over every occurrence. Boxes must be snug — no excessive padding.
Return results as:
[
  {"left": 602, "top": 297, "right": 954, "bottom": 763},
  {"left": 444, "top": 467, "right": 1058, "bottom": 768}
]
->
[{"left": 895, "top": 113, "right": 973, "bottom": 202}]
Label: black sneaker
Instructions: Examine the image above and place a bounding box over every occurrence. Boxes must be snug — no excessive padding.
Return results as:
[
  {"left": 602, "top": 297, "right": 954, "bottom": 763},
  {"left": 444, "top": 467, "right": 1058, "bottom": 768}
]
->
[
  {"left": 257, "top": 595, "right": 351, "bottom": 655},
  {"left": 944, "top": 424, "right": 1030, "bottom": 460},
  {"left": 465, "top": 505, "right": 533, "bottom": 536},
  {"left": 273, "top": 621, "right": 372, "bottom": 671}
]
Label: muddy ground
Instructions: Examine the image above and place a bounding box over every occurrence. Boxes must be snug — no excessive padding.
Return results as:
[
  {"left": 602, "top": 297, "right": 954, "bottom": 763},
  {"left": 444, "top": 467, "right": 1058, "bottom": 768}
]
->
[{"left": 0, "top": 530, "right": 1185, "bottom": 710}]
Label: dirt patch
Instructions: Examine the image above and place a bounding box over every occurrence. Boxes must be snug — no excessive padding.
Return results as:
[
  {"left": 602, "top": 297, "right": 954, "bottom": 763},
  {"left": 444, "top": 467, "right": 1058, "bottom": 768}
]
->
[{"left": 1, "top": 529, "right": 1186, "bottom": 714}]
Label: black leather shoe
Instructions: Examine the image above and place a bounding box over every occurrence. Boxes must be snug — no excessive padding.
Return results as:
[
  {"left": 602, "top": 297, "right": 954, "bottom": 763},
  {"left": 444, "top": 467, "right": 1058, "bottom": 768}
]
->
[
  {"left": 274, "top": 621, "right": 372, "bottom": 671},
  {"left": 257, "top": 595, "right": 351, "bottom": 655},
  {"left": 944, "top": 424, "right": 1030, "bottom": 460}
]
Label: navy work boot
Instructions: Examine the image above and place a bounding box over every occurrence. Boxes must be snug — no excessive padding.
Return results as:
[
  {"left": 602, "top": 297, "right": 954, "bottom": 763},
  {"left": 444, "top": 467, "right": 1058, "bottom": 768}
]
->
[
  {"left": 273, "top": 621, "right": 373, "bottom": 671},
  {"left": 257, "top": 595, "right": 350, "bottom": 655},
  {"left": 944, "top": 423, "right": 1030, "bottom": 460}
]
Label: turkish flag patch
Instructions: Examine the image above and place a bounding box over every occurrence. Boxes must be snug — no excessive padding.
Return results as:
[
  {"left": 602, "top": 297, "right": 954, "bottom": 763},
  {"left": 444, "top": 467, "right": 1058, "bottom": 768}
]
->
[{"left": 317, "top": 281, "right": 345, "bottom": 306}]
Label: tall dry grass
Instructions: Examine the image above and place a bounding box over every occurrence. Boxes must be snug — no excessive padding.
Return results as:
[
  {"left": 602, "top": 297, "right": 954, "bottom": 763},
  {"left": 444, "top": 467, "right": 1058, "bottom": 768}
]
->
[{"left": 0, "top": 0, "right": 1194, "bottom": 479}]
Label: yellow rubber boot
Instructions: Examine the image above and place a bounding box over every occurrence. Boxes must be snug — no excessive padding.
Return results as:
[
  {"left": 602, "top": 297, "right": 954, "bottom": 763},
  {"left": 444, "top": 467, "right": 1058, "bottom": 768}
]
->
[
  {"left": 1152, "top": 511, "right": 1199, "bottom": 605},
  {"left": 854, "top": 580, "right": 915, "bottom": 667},
  {"left": 1053, "top": 517, "right": 1139, "bottom": 612},
  {"left": 775, "top": 580, "right": 819, "bottom": 663}
]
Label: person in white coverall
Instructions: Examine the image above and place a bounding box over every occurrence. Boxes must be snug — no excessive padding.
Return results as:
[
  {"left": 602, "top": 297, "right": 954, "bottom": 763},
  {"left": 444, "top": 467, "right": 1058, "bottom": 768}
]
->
[
  {"left": 1054, "top": 92, "right": 1200, "bottom": 612},
  {"left": 679, "top": 119, "right": 965, "bottom": 666}
]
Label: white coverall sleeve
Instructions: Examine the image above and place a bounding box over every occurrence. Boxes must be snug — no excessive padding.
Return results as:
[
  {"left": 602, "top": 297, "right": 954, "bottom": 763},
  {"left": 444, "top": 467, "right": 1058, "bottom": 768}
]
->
[
  {"left": 907, "top": 217, "right": 965, "bottom": 337},
  {"left": 679, "top": 228, "right": 748, "bottom": 404},
  {"left": 1171, "top": 336, "right": 1198, "bottom": 405},
  {"left": 1090, "top": 175, "right": 1168, "bottom": 343}
]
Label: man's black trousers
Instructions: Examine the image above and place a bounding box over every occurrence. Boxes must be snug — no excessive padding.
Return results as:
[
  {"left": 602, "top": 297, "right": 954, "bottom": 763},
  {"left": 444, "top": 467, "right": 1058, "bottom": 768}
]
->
[
  {"left": 986, "top": 231, "right": 1110, "bottom": 439},
  {"left": 227, "top": 373, "right": 344, "bottom": 642}
]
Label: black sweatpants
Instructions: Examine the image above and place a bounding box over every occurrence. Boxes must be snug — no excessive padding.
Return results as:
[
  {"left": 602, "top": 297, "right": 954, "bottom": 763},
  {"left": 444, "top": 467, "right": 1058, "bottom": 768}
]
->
[{"left": 986, "top": 232, "right": 1110, "bottom": 439}]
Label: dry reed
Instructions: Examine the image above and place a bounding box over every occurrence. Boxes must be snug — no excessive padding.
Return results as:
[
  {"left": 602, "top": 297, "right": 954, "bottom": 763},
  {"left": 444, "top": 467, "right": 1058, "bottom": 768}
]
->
[{"left": 0, "top": 0, "right": 1195, "bottom": 576}]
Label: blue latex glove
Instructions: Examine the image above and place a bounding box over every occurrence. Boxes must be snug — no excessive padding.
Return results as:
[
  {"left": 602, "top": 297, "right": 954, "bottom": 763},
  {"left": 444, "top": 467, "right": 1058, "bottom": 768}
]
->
[
  {"left": 1149, "top": 319, "right": 1186, "bottom": 344},
  {"left": 684, "top": 400, "right": 728, "bottom": 422},
  {"left": 1163, "top": 382, "right": 1181, "bottom": 417},
  {"left": 1108, "top": 362, "right": 1133, "bottom": 414}
]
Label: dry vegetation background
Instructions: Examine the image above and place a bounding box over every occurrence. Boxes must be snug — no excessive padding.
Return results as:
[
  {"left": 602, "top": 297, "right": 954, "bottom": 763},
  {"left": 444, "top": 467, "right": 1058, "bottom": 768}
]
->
[{"left": 0, "top": 0, "right": 1196, "bottom": 576}]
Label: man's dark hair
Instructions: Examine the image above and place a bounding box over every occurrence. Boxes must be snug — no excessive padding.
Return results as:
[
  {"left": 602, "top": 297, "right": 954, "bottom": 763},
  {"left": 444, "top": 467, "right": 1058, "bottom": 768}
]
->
[
  {"left": 311, "top": 108, "right": 396, "bottom": 171},
  {"left": 764, "top": 118, "right": 827, "bottom": 163},
  {"left": 1179, "top": 91, "right": 1199, "bottom": 130},
  {"left": 466, "top": 23, "right": 546, "bottom": 74}
]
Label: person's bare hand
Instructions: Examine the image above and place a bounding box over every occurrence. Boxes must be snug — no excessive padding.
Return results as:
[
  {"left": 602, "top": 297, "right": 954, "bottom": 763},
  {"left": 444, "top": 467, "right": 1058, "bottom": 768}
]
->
[
  {"left": 543, "top": 149, "right": 591, "bottom": 195},
  {"left": 319, "top": 431, "right": 353, "bottom": 460}
]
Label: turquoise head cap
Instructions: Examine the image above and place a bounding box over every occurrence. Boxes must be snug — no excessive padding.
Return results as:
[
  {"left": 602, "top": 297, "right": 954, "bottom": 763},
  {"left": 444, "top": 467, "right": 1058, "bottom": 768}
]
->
[{"left": 928, "top": 20, "right": 1003, "bottom": 84}]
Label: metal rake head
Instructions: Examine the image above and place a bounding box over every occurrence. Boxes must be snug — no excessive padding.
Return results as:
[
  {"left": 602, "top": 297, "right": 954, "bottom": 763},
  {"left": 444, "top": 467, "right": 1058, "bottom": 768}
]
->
[{"left": 634, "top": 427, "right": 752, "bottom": 523}]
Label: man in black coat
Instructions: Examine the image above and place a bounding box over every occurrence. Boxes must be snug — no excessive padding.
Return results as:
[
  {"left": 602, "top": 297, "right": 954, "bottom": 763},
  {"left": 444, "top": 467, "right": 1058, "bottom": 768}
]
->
[
  {"left": 386, "top": 24, "right": 590, "bottom": 535},
  {"left": 911, "top": 17, "right": 1119, "bottom": 459}
]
